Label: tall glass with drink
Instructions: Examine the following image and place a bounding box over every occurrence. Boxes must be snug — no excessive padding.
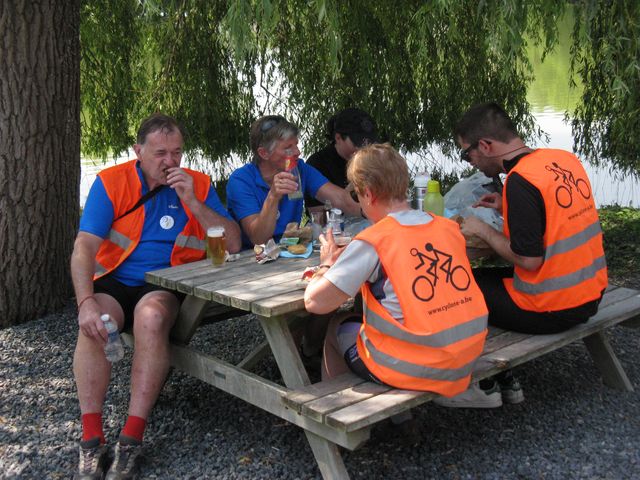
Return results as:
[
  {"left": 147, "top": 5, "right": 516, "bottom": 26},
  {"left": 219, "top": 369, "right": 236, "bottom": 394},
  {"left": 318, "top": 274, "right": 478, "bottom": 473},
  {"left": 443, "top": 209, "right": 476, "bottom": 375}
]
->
[
  {"left": 207, "top": 226, "right": 226, "bottom": 266},
  {"left": 284, "top": 149, "right": 303, "bottom": 200}
]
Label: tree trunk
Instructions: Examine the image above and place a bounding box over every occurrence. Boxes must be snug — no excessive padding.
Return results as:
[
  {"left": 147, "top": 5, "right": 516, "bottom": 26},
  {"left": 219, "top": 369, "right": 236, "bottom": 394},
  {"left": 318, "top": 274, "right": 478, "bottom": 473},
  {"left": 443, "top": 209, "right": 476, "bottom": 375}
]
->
[{"left": 0, "top": 1, "right": 80, "bottom": 327}]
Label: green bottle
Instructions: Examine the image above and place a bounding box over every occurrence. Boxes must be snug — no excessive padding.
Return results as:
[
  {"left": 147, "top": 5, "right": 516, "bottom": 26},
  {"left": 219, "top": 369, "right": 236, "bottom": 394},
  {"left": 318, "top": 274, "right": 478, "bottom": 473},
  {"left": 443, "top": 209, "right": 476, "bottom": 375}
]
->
[{"left": 423, "top": 180, "right": 444, "bottom": 216}]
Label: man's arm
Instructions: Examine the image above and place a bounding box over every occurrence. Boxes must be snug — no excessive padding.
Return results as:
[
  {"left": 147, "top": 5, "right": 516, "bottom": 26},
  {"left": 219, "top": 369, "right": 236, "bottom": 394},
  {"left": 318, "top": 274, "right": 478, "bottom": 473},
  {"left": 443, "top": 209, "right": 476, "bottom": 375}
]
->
[
  {"left": 238, "top": 170, "right": 300, "bottom": 245},
  {"left": 70, "top": 232, "right": 108, "bottom": 341},
  {"left": 461, "top": 216, "right": 543, "bottom": 270},
  {"left": 304, "top": 229, "right": 351, "bottom": 313},
  {"left": 315, "top": 182, "right": 361, "bottom": 217},
  {"left": 185, "top": 199, "right": 242, "bottom": 253},
  {"left": 166, "top": 167, "right": 242, "bottom": 252}
]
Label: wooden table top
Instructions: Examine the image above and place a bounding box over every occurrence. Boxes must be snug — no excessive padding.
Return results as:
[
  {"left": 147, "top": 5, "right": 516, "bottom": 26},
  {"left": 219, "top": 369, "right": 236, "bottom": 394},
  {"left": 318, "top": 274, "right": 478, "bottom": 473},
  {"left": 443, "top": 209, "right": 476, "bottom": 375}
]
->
[
  {"left": 145, "top": 242, "right": 492, "bottom": 318},
  {"left": 145, "top": 249, "right": 320, "bottom": 317}
]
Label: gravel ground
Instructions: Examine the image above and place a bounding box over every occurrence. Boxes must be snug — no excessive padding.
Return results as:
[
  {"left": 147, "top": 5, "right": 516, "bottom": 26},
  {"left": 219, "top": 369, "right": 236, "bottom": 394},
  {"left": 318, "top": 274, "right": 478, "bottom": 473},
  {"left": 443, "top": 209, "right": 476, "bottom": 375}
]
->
[{"left": 1, "top": 299, "right": 639, "bottom": 480}]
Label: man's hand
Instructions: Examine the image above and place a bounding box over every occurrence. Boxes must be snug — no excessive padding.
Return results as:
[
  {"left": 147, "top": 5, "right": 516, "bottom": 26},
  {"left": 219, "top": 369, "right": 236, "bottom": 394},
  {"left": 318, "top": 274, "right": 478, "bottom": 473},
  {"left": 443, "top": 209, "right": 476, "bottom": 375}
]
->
[
  {"left": 460, "top": 215, "right": 489, "bottom": 239},
  {"left": 473, "top": 192, "right": 503, "bottom": 213},
  {"left": 77, "top": 297, "right": 108, "bottom": 343},
  {"left": 270, "top": 171, "right": 299, "bottom": 198},
  {"left": 166, "top": 167, "right": 196, "bottom": 204}
]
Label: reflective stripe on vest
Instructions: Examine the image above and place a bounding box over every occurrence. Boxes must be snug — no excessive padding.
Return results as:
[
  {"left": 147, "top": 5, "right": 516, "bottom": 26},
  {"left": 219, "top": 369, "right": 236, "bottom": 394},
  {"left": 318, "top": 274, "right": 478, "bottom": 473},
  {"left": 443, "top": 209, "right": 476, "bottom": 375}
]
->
[
  {"left": 360, "top": 330, "right": 475, "bottom": 382},
  {"left": 95, "top": 263, "right": 107, "bottom": 277},
  {"left": 364, "top": 302, "right": 488, "bottom": 348},
  {"left": 108, "top": 228, "right": 133, "bottom": 251},
  {"left": 175, "top": 234, "right": 205, "bottom": 251},
  {"left": 544, "top": 220, "right": 603, "bottom": 261},
  {"left": 513, "top": 255, "right": 606, "bottom": 295}
]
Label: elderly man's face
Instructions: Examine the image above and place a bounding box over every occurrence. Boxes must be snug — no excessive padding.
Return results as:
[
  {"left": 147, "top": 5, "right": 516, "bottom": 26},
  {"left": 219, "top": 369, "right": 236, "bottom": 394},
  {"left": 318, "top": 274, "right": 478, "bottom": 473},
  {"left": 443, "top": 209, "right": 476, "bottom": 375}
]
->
[
  {"left": 134, "top": 129, "right": 183, "bottom": 186},
  {"left": 262, "top": 136, "right": 301, "bottom": 170}
]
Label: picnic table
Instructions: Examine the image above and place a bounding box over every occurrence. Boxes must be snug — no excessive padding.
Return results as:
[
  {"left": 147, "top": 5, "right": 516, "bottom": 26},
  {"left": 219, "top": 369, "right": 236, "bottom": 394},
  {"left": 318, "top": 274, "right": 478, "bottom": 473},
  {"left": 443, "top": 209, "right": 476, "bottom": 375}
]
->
[
  {"left": 132, "top": 247, "right": 640, "bottom": 480},
  {"left": 140, "top": 249, "right": 358, "bottom": 478}
]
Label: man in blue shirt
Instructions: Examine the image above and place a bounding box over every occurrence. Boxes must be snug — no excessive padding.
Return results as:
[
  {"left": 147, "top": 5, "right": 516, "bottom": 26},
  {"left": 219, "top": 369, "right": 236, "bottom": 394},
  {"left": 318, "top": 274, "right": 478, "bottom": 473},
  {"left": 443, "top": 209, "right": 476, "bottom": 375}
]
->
[
  {"left": 227, "top": 115, "right": 361, "bottom": 248},
  {"left": 70, "top": 113, "right": 241, "bottom": 479}
]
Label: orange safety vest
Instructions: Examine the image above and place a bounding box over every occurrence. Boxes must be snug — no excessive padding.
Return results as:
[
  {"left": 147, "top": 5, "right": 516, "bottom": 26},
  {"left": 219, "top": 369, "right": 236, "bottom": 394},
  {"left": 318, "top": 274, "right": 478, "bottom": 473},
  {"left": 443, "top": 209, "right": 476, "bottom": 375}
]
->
[
  {"left": 502, "top": 149, "right": 608, "bottom": 312},
  {"left": 94, "top": 160, "right": 211, "bottom": 280},
  {"left": 354, "top": 215, "right": 488, "bottom": 396}
]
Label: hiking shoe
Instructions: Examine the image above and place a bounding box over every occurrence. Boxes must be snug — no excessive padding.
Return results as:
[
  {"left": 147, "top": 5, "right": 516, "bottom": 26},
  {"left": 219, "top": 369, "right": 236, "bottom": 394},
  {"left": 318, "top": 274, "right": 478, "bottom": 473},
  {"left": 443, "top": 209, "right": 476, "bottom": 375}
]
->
[
  {"left": 497, "top": 372, "right": 525, "bottom": 404},
  {"left": 433, "top": 381, "right": 503, "bottom": 408},
  {"left": 105, "top": 436, "right": 142, "bottom": 480},
  {"left": 74, "top": 437, "right": 110, "bottom": 480}
]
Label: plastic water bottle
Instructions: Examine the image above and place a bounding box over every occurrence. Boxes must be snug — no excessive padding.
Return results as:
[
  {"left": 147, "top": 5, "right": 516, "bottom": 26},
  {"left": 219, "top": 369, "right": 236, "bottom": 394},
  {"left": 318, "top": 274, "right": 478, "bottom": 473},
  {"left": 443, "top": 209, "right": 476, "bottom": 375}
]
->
[
  {"left": 413, "top": 174, "right": 429, "bottom": 210},
  {"left": 284, "top": 150, "right": 303, "bottom": 200},
  {"left": 101, "top": 314, "right": 124, "bottom": 363},
  {"left": 423, "top": 180, "right": 444, "bottom": 216},
  {"left": 310, "top": 211, "right": 323, "bottom": 243},
  {"left": 327, "top": 208, "right": 344, "bottom": 235}
]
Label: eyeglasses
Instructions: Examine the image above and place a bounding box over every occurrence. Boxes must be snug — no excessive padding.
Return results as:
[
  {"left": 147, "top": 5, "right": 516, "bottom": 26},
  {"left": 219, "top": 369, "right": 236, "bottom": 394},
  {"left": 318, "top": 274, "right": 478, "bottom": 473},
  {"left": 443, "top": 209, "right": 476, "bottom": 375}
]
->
[
  {"left": 460, "top": 139, "right": 492, "bottom": 162},
  {"left": 349, "top": 189, "right": 360, "bottom": 203},
  {"left": 460, "top": 142, "right": 479, "bottom": 162}
]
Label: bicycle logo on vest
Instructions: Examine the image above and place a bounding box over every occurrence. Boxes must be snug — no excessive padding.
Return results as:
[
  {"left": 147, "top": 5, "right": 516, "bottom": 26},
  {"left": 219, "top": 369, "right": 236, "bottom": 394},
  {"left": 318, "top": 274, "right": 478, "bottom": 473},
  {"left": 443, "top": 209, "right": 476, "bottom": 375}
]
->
[
  {"left": 545, "top": 162, "right": 591, "bottom": 209},
  {"left": 410, "top": 243, "right": 471, "bottom": 302}
]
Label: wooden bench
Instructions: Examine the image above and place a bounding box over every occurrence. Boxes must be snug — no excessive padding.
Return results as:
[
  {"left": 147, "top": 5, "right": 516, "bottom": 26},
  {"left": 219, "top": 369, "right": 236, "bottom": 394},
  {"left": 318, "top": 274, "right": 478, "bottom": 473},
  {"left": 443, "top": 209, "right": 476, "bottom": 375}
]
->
[
  {"left": 124, "top": 275, "right": 639, "bottom": 480},
  {"left": 280, "top": 284, "right": 640, "bottom": 470}
]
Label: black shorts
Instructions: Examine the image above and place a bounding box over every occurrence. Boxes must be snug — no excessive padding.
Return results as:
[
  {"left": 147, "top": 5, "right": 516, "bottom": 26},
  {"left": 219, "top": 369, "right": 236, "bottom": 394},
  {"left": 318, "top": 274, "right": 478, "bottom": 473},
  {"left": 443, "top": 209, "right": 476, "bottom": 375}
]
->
[
  {"left": 94, "top": 274, "right": 185, "bottom": 329},
  {"left": 337, "top": 316, "right": 382, "bottom": 384},
  {"left": 472, "top": 266, "right": 603, "bottom": 334}
]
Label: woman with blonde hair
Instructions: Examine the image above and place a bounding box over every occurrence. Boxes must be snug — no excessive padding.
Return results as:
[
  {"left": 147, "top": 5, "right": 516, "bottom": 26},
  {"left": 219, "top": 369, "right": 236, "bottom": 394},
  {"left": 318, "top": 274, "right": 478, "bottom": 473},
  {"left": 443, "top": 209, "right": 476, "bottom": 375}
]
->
[{"left": 304, "top": 143, "right": 495, "bottom": 407}]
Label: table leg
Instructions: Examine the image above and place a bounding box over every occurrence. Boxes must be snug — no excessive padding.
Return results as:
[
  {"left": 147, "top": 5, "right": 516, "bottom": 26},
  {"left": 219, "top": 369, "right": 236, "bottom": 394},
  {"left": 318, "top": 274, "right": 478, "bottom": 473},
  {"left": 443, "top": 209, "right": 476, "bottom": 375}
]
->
[
  {"left": 583, "top": 330, "right": 634, "bottom": 392},
  {"left": 170, "top": 295, "right": 209, "bottom": 344},
  {"left": 257, "top": 314, "right": 310, "bottom": 388},
  {"left": 257, "top": 314, "right": 350, "bottom": 480}
]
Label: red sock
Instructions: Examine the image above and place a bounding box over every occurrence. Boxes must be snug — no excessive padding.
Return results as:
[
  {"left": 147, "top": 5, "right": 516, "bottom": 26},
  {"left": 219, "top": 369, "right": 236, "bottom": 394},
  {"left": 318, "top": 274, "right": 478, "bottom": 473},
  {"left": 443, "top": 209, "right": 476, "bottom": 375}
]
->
[
  {"left": 121, "top": 415, "right": 146, "bottom": 442},
  {"left": 81, "top": 413, "right": 105, "bottom": 444}
]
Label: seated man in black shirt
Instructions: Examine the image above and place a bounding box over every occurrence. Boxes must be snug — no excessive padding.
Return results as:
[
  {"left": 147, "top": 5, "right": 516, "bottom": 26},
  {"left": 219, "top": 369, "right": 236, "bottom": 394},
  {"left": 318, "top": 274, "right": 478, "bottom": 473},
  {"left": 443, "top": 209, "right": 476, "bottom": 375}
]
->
[
  {"left": 434, "top": 102, "right": 608, "bottom": 409},
  {"left": 455, "top": 102, "right": 606, "bottom": 335},
  {"left": 304, "top": 108, "right": 378, "bottom": 217}
]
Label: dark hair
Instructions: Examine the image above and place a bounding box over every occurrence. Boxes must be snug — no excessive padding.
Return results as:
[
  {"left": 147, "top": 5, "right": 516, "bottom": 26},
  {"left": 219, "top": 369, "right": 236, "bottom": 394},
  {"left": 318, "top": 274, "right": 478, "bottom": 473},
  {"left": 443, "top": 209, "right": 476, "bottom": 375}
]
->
[
  {"left": 136, "top": 113, "right": 184, "bottom": 145},
  {"left": 249, "top": 115, "right": 299, "bottom": 163},
  {"left": 454, "top": 102, "right": 519, "bottom": 145},
  {"left": 325, "top": 114, "right": 338, "bottom": 142}
]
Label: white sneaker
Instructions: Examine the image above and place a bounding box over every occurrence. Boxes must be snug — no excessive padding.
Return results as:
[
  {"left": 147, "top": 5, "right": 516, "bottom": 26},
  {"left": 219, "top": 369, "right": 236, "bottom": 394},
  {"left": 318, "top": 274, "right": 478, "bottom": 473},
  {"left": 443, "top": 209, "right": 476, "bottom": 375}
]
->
[{"left": 433, "top": 381, "right": 503, "bottom": 408}]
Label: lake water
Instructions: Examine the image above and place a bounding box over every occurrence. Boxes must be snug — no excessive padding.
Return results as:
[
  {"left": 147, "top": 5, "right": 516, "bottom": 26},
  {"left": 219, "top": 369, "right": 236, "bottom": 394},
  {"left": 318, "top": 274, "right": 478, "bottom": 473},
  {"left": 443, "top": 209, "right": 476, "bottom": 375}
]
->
[
  {"left": 80, "top": 107, "right": 640, "bottom": 209},
  {"left": 80, "top": 18, "right": 639, "bottom": 209}
]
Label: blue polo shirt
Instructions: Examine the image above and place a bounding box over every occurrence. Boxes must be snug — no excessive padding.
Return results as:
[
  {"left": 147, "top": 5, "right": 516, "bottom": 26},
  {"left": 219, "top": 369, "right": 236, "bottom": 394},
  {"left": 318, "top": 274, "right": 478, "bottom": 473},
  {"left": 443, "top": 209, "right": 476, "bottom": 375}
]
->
[
  {"left": 226, "top": 159, "right": 328, "bottom": 247},
  {"left": 80, "top": 163, "right": 233, "bottom": 286}
]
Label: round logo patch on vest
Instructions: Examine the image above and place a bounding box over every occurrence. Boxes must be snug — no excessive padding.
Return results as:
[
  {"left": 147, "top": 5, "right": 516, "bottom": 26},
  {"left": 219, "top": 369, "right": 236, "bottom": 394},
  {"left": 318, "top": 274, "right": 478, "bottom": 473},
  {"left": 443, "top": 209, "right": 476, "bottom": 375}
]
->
[{"left": 159, "top": 215, "right": 175, "bottom": 230}]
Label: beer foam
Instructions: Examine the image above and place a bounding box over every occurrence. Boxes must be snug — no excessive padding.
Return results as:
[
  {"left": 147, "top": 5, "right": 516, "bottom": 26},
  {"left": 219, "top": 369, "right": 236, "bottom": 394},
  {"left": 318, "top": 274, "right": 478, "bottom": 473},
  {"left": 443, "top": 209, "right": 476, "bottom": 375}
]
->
[{"left": 207, "top": 227, "right": 225, "bottom": 237}]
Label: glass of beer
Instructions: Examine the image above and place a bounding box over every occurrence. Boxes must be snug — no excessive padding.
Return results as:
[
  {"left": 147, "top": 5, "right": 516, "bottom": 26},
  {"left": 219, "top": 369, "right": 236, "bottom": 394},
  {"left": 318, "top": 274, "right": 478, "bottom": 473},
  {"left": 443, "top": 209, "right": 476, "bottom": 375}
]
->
[{"left": 207, "top": 227, "right": 226, "bottom": 266}]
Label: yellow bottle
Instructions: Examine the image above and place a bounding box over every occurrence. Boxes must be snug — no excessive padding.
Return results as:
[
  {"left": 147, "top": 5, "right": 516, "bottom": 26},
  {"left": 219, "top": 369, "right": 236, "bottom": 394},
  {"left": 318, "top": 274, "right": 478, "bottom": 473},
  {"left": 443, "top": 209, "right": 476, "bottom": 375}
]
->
[{"left": 423, "top": 180, "right": 444, "bottom": 216}]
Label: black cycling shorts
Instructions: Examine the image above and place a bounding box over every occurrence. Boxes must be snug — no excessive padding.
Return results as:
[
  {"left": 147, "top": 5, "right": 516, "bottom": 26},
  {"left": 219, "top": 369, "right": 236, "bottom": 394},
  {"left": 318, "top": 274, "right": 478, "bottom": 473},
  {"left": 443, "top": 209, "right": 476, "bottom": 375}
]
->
[{"left": 94, "top": 274, "right": 185, "bottom": 329}]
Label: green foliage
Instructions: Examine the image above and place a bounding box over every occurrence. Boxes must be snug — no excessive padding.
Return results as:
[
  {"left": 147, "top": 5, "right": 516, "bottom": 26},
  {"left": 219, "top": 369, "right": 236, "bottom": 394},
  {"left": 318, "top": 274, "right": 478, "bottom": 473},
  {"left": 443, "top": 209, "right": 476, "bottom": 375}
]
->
[
  {"left": 80, "top": 0, "right": 140, "bottom": 157},
  {"left": 79, "top": 0, "right": 640, "bottom": 179},
  {"left": 81, "top": 0, "right": 254, "bottom": 171},
  {"left": 599, "top": 206, "right": 640, "bottom": 287},
  {"left": 569, "top": 1, "right": 640, "bottom": 176}
]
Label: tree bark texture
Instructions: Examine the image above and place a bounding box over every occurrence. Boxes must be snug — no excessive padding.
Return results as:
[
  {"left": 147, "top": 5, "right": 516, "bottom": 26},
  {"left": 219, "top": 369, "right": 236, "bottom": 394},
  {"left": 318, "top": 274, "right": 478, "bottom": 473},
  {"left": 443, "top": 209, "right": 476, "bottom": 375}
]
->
[{"left": 0, "top": 1, "right": 80, "bottom": 326}]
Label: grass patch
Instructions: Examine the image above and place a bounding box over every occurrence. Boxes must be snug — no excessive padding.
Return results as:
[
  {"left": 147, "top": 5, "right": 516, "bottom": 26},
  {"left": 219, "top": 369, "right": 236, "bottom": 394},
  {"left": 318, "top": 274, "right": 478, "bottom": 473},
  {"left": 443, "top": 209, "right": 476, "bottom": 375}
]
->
[{"left": 599, "top": 206, "right": 640, "bottom": 288}]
